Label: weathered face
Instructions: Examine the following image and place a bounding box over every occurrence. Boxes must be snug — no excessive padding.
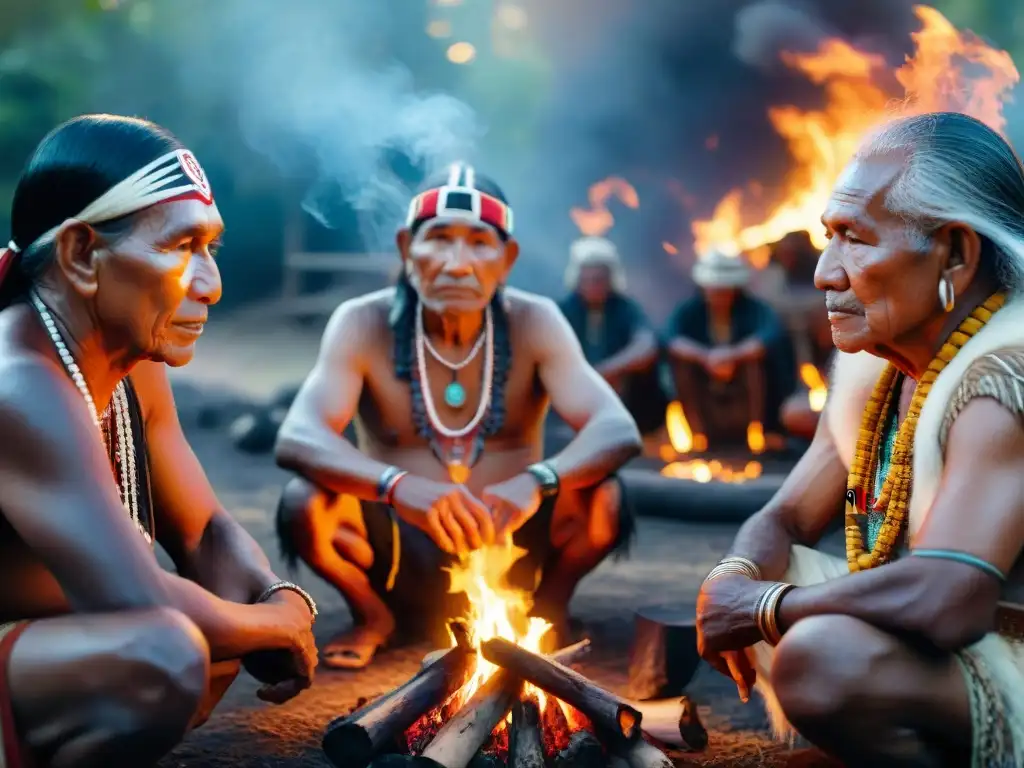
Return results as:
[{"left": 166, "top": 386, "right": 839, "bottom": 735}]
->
[
  {"left": 397, "top": 216, "right": 518, "bottom": 313},
  {"left": 577, "top": 264, "right": 612, "bottom": 305},
  {"left": 815, "top": 154, "right": 950, "bottom": 356},
  {"left": 94, "top": 199, "right": 224, "bottom": 367}
]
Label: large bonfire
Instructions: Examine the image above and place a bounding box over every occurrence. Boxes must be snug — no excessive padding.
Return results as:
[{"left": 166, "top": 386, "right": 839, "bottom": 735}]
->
[{"left": 691, "top": 5, "right": 1020, "bottom": 258}]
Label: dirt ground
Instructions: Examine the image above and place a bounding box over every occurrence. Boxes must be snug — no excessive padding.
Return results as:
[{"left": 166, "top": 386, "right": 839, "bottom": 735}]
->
[
  {"left": 152, "top": 312, "right": 838, "bottom": 767},
  {"left": 151, "top": 385, "right": 835, "bottom": 768}
]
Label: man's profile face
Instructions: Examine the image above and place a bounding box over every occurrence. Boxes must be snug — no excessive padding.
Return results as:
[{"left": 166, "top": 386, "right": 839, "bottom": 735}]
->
[
  {"left": 398, "top": 216, "right": 518, "bottom": 313},
  {"left": 94, "top": 198, "right": 223, "bottom": 367},
  {"left": 577, "top": 264, "right": 612, "bottom": 306}
]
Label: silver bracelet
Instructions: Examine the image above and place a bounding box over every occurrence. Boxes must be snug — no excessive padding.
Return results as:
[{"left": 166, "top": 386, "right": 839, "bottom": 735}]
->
[
  {"left": 754, "top": 582, "right": 794, "bottom": 646},
  {"left": 256, "top": 581, "right": 318, "bottom": 623},
  {"left": 704, "top": 555, "right": 763, "bottom": 584}
]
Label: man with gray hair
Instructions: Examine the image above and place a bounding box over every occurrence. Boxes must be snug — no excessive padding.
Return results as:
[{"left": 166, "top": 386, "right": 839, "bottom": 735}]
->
[
  {"left": 558, "top": 236, "right": 665, "bottom": 434},
  {"left": 696, "top": 112, "right": 1024, "bottom": 766}
]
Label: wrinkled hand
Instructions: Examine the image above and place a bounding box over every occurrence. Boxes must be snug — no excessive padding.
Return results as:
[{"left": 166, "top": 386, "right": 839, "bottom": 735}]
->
[
  {"left": 696, "top": 575, "right": 768, "bottom": 701},
  {"left": 705, "top": 347, "right": 738, "bottom": 381},
  {"left": 391, "top": 474, "right": 494, "bottom": 555},
  {"left": 483, "top": 473, "right": 543, "bottom": 541},
  {"left": 243, "top": 591, "right": 318, "bottom": 704}
]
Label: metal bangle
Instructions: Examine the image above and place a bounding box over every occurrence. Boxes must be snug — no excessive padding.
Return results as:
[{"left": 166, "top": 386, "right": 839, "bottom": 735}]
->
[
  {"left": 377, "top": 466, "right": 408, "bottom": 505},
  {"left": 755, "top": 582, "right": 794, "bottom": 646},
  {"left": 256, "top": 581, "right": 318, "bottom": 623},
  {"left": 704, "top": 555, "right": 762, "bottom": 583}
]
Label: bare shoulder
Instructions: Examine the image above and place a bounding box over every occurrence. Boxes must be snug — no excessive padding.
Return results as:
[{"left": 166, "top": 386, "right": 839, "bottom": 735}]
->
[
  {"left": 0, "top": 351, "right": 95, "bottom": 464},
  {"left": 320, "top": 288, "right": 394, "bottom": 352},
  {"left": 504, "top": 288, "right": 571, "bottom": 336}
]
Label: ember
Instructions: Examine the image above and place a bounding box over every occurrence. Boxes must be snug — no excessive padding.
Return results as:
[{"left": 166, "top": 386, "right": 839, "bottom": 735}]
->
[
  {"left": 570, "top": 177, "right": 639, "bottom": 237},
  {"left": 691, "top": 5, "right": 1019, "bottom": 259},
  {"left": 323, "top": 542, "right": 706, "bottom": 768},
  {"left": 658, "top": 401, "right": 763, "bottom": 484}
]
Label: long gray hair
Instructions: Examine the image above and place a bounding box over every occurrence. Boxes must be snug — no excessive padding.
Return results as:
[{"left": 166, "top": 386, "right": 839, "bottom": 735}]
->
[{"left": 858, "top": 112, "right": 1024, "bottom": 292}]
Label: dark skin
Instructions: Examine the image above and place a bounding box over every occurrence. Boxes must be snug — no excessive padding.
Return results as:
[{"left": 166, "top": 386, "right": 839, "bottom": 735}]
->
[
  {"left": 695, "top": 153, "right": 1024, "bottom": 766},
  {"left": 574, "top": 264, "right": 659, "bottom": 389},
  {"left": 276, "top": 216, "right": 642, "bottom": 668},
  {"left": 0, "top": 199, "right": 316, "bottom": 767}
]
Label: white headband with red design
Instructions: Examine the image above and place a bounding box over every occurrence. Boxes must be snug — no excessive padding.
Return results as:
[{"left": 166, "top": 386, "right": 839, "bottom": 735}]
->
[{"left": 5, "top": 148, "right": 213, "bottom": 257}]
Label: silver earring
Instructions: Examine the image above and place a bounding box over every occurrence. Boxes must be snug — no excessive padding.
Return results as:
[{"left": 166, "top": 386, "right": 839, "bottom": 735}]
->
[{"left": 938, "top": 275, "right": 955, "bottom": 313}]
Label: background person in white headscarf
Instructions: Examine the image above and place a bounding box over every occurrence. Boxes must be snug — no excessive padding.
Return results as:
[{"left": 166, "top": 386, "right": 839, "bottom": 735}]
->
[
  {"left": 557, "top": 236, "right": 667, "bottom": 435},
  {"left": 665, "top": 250, "right": 796, "bottom": 449}
]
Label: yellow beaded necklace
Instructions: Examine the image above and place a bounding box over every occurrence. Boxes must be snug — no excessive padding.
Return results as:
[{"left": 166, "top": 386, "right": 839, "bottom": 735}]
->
[{"left": 845, "top": 292, "right": 1007, "bottom": 572}]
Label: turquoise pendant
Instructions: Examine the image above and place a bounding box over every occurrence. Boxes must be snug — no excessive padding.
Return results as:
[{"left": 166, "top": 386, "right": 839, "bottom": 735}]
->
[{"left": 444, "top": 381, "right": 467, "bottom": 409}]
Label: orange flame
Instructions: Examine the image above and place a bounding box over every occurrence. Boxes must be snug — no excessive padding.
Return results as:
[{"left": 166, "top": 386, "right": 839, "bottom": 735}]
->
[
  {"left": 691, "top": 5, "right": 1019, "bottom": 259},
  {"left": 446, "top": 543, "right": 550, "bottom": 709},
  {"left": 660, "top": 401, "right": 762, "bottom": 483},
  {"left": 570, "top": 177, "right": 639, "bottom": 237},
  {"left": 800, "top": 363, "right": 828, "bottom": 412}
]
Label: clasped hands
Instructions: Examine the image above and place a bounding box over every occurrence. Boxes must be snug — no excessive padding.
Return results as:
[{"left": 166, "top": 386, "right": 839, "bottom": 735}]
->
[{"left": 391, "top": 472, "right": 542, "bottom": 554}]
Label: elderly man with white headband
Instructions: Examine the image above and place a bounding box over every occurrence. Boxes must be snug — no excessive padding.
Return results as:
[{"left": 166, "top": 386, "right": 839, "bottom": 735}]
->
[
  {"left": 0, "top": 114, "right": 317, "bottom": 768},
  {"left": 274, "top": 163, "right": 641, "bottom": 672},
  {"left": 557, "top": 236, "right": 666, "bottom": 436},
  {"left": 665, "top": 249, "right": 796, "bottom": 450}
]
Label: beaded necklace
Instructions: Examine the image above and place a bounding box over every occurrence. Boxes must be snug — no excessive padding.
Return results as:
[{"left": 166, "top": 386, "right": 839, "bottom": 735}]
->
[
  {"left": 30, "top": 292, "right": 151, "bottom": 543},
  {"left": 845, "top": 292, "right": 1006, "bottom": 571},
  {"left": 393, "top": 284, "right": 511, "bottom": 485}
]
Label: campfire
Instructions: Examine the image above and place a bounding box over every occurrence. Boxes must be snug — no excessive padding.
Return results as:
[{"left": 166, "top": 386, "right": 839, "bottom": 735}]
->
[
  {"left": 656, "top": 401, "right": 763, "bottom": 484},
  {"left": 323, "top": 544, "right": 705, "bottom": 768}
]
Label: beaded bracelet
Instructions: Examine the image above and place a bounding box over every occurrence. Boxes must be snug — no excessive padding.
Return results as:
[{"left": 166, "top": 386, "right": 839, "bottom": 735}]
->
[
  {"left": 704, "top": 555, "right": 763, "bottom": 584},
  {"left": 754, "top": 582, "right": 794, "bottom": 646},
  {"left": 257, "top": 581, "right": 318, "bottom": 623}
]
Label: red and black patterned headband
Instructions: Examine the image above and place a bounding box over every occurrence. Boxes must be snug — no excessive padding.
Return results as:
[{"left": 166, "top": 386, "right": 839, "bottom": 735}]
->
[{"left": 406, "top": 163, "right": 514, "bottom": 236}]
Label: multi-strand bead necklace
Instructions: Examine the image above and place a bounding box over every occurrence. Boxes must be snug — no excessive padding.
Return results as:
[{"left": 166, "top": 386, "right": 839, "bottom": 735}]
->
[
  {"left": 30, "top": 291, "right": 150, "bottom": 543},
  {"left": 845, "top": 291, "right": 1006, "bottom": 571}
]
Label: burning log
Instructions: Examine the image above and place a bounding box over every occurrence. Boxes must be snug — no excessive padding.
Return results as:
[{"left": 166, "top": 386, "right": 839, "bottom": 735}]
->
[
  {"left": 420, "top": 669, "right": 523, "bottom": 768},
  {"left": 481, "top": 637, "right": 642, "bottom": 746},
  {"left": 422, "top": 638, "right": 592, "bottom": 671},
  {"left": 627, "top": 605, "right": 700, "bottom": 700},
  {"left": 508, "top": 698, "right": 544, "bottom": 768},
  {"left": 619, "top": 468, "right": 782, "bottom": 524},
  {"left": 322, "top": 624, "right": 474, "bottom": 768},
  {"left": 631, "top": 698, "right": 707, "bottom": 752}
]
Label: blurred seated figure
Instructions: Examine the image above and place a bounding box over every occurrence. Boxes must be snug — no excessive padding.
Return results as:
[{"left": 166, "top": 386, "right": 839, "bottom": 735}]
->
[
  {"left": 666, "top": 250, "right": 796, "bottom": 449},
  {"left": 558, "top": 237, "right": 667, "bottom": 434}
]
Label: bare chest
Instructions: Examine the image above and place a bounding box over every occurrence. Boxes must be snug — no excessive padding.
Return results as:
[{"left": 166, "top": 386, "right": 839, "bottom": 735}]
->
[{"left": 356, "top": 334, "right": 547, "bottom": 450}]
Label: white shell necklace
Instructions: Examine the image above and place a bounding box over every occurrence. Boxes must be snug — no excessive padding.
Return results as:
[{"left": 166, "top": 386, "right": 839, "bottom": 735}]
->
[
  {"left": 30, "top": 292, "right": 150, "bottom": 544},
  {"left": 415, "top": 301, "right": 493, "bottom": 439}
]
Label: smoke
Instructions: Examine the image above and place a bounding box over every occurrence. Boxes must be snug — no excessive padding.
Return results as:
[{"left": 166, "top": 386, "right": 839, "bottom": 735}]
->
[
  {"left": 507, "top": 0, "right": 923, "bottom": 313},
  {"left": 155, "top": 0, "right": 482, "bottom": 253},
  {"left": 66, "top": 0, "right": 1015, "bottom": 312}
]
